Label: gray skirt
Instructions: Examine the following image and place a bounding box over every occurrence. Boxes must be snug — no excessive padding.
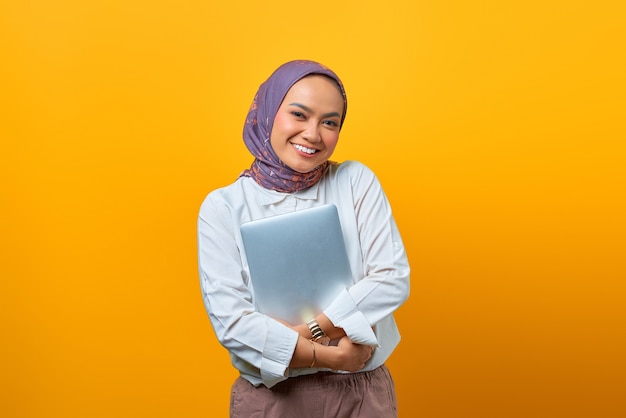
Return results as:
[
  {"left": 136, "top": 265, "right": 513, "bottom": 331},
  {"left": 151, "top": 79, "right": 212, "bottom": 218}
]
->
[{"left": 230, "top": 364, "right": 398, "bottom": 418}]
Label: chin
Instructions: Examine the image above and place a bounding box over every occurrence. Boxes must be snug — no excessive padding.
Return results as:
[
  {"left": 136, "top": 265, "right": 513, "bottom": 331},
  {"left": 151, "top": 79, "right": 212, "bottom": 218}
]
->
[
  {"left": 291, "top": 166, "right": 315, "bottom": 174},
  {"left": 287, "top": 162, "right": 318, "bottom": 174}
]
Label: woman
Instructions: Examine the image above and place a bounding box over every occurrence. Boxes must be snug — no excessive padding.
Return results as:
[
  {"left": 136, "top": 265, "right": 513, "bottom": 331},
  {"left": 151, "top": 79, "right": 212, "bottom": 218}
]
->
[{"left": 198, "top": 60, "right": 410, "bottom": 417}]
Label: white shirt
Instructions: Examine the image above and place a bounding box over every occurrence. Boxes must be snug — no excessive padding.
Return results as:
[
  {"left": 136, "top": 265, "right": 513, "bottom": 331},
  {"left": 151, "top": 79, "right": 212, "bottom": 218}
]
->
[{"left": 198, "top": 160, "right": 410, "bottom": 388}]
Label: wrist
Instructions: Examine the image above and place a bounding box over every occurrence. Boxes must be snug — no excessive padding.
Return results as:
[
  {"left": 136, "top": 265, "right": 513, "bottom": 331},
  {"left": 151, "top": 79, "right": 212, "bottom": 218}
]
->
[
  {"left": 307, "top": 318, "right": 330, "bottom": 346},
  {"left": 294, "top": 323, "right": 310, "bottom": 338},
  {"left": 311, "top": 343, "right": 341, "bottom": 371}
]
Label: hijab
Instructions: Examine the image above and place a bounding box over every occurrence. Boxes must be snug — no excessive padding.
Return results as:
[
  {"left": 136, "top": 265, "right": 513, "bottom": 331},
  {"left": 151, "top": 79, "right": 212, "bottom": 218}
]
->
[{"left": 240, "top": 60, "right": 347, "bottom": 193}]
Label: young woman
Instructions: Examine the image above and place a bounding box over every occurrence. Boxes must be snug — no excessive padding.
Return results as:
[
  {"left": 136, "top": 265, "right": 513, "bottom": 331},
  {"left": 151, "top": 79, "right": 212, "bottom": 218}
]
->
[{"left": 198, "top": 60, "right": 410, "bottom": 417}]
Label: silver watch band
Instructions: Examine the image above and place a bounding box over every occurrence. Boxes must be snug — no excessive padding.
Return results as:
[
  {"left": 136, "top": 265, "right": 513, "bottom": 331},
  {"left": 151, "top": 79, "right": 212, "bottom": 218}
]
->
[{"left": 306, "top": 319, "right": 326, "bottom": 341}]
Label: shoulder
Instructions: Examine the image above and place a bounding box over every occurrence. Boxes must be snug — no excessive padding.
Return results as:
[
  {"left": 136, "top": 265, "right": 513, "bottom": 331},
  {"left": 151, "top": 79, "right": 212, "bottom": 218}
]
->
[
  {"left": 200, "top": 179, "right": 238, "bottom": 207},
  {"left": 198, "top": 177, "right": 249, "bottom": 220},
  {"left": 199, "top": 176, "right": 282, "bottom": 224},
  {"left": 329, "top": 160, "right": 380, "bottom": 185},
  {"left": 326, "top": 161, "right": 389, "bottom": 207}
]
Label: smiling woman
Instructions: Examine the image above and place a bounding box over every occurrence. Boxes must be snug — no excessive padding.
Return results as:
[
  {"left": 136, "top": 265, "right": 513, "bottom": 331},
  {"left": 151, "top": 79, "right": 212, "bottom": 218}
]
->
[
  {"left": 197, "top": 60, "right": 411, "bottom": 417},
  {"left": 270, "top": 75, "right": 344, "bottom": 173}
]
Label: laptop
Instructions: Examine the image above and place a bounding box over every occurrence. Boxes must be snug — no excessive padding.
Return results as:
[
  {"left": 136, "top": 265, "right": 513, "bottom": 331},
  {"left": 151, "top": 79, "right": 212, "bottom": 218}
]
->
[{"left": 240, "top": 204, "right": 353, "bottom": 324}]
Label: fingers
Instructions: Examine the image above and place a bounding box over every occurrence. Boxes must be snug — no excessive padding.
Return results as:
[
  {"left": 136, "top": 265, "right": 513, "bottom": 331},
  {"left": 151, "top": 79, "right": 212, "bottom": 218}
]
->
[{"left": 334, "top": 337, "right": 376, "bottom": 371}]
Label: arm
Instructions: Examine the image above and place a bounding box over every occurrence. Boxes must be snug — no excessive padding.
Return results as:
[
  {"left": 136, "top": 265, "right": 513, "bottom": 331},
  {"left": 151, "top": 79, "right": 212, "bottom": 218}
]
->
[
  {"left": 278, "top": 317, "right": 372, "bottom": 370},
  {"left": 290, "top": 314, "right": 345, "bottom": 341},
  {"left": 199, "top": 192, "right": 374, "bottom": 387},
  {"left": 198, "top": 196, "right": 299, "bottom": 387},
  {"left": 318, "top": 162, "right": 411, "bottom": 346},
  {"left": 289, "top": 334, "right": 373, "bottom": 371}
]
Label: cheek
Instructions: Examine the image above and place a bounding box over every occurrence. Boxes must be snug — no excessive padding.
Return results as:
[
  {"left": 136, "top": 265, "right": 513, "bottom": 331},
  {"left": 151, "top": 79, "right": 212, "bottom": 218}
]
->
[
  {"left": 270, "top": 113, "right": 290, "bottom": 149},
  {"left": 272, "top": 112, "right": 293, "bottom": 136},
  {"left": 324, "top": 133, "right": 340, "bottom": 152}
]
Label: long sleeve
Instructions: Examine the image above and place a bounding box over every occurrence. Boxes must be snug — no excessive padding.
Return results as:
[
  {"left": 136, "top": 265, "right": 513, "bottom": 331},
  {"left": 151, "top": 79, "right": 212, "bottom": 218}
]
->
[
  {"left": 198, "top": 194, "right": 298, "bottom": 388},
  {"left": 324, "top": 161, "right": 410, "bottom": 348},
  {"left": 197, "top": 161, "right": 410, "bottom": 387}
]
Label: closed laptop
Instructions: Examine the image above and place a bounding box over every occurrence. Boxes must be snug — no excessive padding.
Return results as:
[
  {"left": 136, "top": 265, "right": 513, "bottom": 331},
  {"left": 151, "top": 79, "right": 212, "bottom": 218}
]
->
[{"left": 240, "top": 204, "right": 353, "bottom": 324}]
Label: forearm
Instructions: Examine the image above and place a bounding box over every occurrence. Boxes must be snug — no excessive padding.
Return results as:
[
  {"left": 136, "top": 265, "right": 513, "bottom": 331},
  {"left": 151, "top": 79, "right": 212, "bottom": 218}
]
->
[
  {"left": 290, "top": 335, "right": 373, "bottom": 371},
  {"left": 292, "top": 313, "right": 346, "bottom": 341},
  {"left": 289, "top": 336, "right": 317, "bottom": 368}
]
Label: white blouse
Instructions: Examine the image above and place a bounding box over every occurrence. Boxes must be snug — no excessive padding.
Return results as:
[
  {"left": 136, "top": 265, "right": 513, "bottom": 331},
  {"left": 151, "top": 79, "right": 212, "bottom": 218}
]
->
[{"left": 198, "top": 160, "right": 410, "bottom": 388}]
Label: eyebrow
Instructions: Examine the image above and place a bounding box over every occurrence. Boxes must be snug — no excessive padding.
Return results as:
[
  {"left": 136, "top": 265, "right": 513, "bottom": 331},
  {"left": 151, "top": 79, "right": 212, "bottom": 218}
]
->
[{"left": 289, "top": 103, "right": 341, "bottom": 118}]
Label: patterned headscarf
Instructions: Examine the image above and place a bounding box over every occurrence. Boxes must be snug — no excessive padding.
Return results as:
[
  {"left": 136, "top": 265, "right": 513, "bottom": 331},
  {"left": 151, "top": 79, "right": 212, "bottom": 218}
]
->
[{"left": 240, "top": 60, "right": 347, "bottom": 193}]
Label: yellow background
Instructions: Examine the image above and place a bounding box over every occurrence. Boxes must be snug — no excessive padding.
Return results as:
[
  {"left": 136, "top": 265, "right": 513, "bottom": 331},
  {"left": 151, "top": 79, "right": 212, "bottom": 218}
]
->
[{"left": 2, "top": 0, "right": 625, "bottom": 417}]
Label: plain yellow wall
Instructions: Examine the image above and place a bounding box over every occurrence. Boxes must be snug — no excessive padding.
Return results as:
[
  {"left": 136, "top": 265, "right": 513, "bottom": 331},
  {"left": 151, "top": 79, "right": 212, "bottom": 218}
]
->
[{"left": 2, "top": 1, "right": 625, "bottom": 417}]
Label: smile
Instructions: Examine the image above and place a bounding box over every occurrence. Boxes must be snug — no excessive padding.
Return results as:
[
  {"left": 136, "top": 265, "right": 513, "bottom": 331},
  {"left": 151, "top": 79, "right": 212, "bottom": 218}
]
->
[{"left": 292, "top": 143, "right": 317, "bottom": 154}]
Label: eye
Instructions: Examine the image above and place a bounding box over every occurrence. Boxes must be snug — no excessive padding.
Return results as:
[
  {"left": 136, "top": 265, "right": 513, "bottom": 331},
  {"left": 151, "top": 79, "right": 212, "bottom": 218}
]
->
[
  {"left": 322, "top": 119, "right": 339, "bottom": 128},
  {"left": 291, "top": 111, "right": 305, "bottom": 119}
]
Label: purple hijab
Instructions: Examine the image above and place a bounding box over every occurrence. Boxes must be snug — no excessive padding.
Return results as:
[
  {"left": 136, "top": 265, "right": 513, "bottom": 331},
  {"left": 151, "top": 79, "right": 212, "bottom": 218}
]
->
[{"left": 240, "top": 60, "right": 347, "bottom": 193}]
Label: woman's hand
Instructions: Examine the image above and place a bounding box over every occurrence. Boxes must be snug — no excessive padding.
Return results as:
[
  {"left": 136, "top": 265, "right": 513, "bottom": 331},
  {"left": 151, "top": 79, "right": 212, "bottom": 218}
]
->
[
  {"left": 329, "top": 337, "right": 374, "bottom": 372},
  {"left": 289, "top": 334, "right": 374, "bottom": 371}
]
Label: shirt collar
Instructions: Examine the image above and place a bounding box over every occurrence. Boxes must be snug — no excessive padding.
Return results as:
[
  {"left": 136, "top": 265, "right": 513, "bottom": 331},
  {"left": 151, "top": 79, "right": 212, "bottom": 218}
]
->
[{"left": 249, "top": 177, "right": 321, "bottom": 205}]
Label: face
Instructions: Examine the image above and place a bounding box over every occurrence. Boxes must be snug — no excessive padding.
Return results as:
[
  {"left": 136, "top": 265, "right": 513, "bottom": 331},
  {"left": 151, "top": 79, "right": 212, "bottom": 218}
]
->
[{"left": 270, "top": 75, "right": 345, "bottom": 174}]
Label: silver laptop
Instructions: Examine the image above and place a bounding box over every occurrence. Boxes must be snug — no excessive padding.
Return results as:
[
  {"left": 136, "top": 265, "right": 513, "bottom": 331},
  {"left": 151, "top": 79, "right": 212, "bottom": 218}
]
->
[{"left": 240, "top": 204, "right": 353, "bottom": 324}]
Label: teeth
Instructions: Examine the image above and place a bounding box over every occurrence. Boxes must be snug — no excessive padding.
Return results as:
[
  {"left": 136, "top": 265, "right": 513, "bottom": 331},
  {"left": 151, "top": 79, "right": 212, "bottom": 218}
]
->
[{"left": 293, "top": 143, "right": 317, "bottom": 154}]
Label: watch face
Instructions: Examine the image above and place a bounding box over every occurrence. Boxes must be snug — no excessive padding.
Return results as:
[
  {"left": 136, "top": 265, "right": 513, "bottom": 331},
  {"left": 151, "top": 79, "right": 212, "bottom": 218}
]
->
[{"left": 316, "top": 336, "right": 331, "bottom": 346}]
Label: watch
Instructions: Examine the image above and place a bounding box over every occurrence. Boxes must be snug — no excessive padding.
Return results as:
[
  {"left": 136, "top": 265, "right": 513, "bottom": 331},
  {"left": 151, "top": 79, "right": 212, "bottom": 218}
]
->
[{"left": 307, "top": 319, "right": 330, "bottom": 345}]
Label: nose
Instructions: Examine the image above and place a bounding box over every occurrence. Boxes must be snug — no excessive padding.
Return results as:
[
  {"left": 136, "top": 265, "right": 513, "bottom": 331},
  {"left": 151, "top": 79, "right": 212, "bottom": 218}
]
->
[{"left": 301, "top": 122, "right": 321, "bottom": 143}]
